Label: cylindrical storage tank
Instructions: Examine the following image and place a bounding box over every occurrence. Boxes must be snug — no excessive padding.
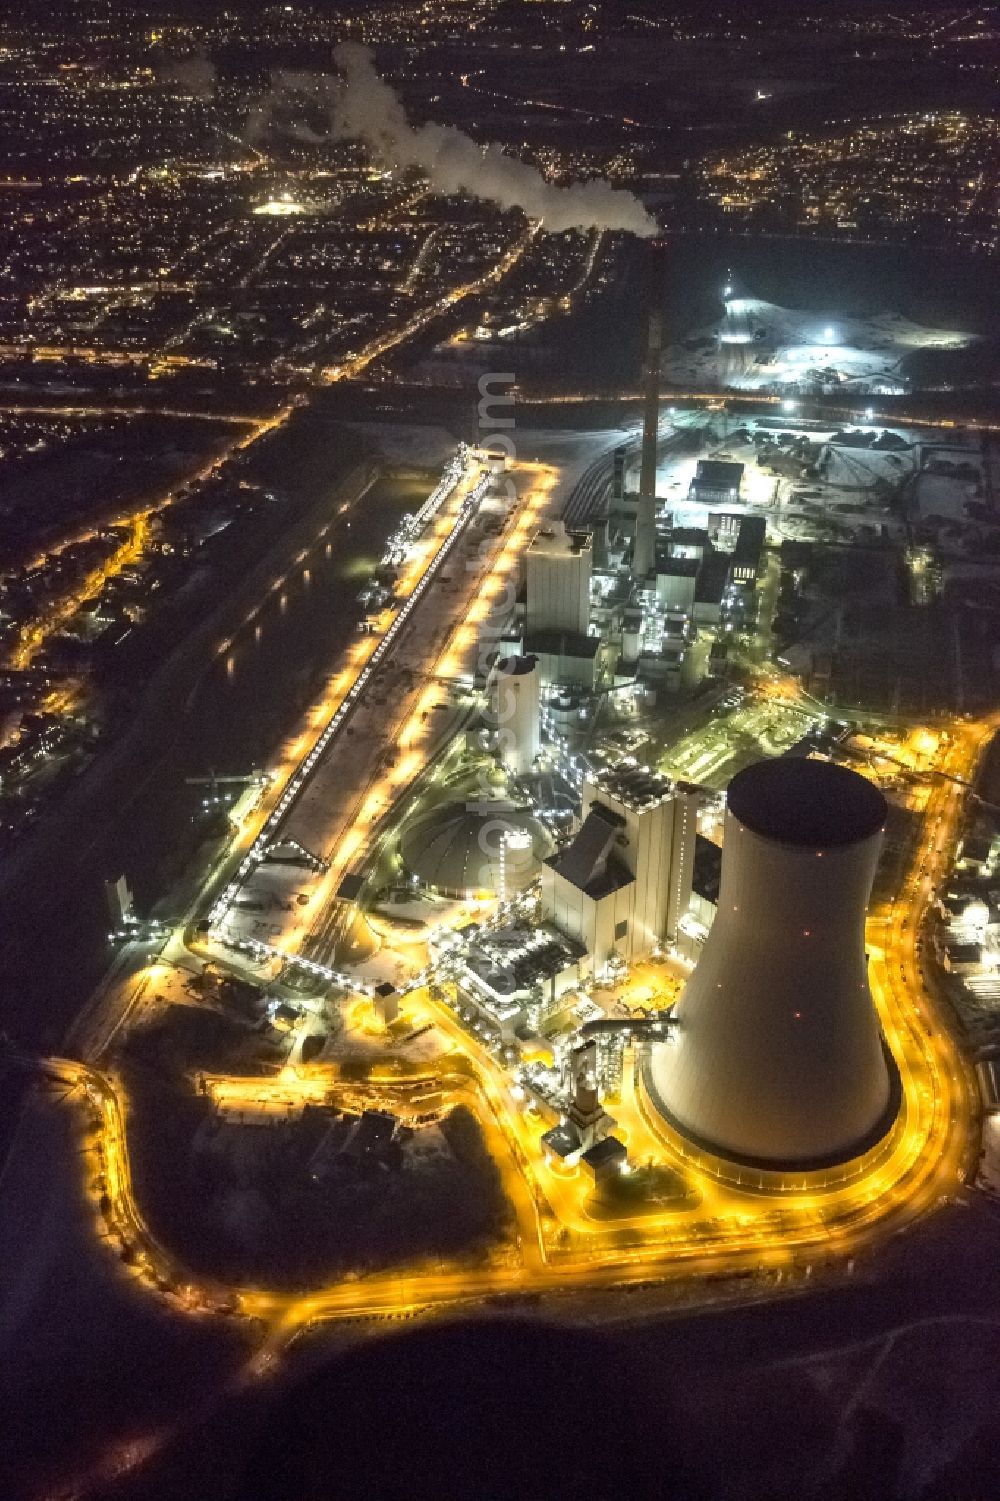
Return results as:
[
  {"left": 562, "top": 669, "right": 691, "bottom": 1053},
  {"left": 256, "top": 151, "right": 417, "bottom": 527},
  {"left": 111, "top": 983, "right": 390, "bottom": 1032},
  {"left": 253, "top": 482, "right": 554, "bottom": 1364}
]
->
[
  {"left": 649, "top": 758, "right": 894, "bottom": 1168},
  {"left": 500, "top": 830, "right": 535, "bottom": 898},
  {"left": 489, "top": 655, "right": 540, "bottom": 776}
]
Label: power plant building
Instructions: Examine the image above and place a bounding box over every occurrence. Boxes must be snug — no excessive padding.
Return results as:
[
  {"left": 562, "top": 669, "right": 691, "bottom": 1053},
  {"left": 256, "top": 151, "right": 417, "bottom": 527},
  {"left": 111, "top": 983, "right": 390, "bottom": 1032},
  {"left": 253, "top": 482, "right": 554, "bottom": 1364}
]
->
[
  {"left": 667, "top": 527, "right": 708, "bottom": 562},
  {"left": 105, "top": 873, "right": 134, "bottom": 930},
  {"left": 693, "top": 553, "right": 730, "bottom": 626},
  {"left": 729, "top": 515, "right": 766, "bottom": 585},
  {"left": 656, "top": 556, "right": 699, "bottom": 611},
  {"left": 526, "top": 522, "right": 592, "bottom": 638},
  {"left": 542, "top": 767, "right": 697, "bottom": 973},
  {"left": 523, "top": 629, "right": 599, "bottom": 691},
  {"left": 689, "top": 460, "right": 744, "bottom": 507},
  {"left": 489, "top": 654, "right": 540, "bottom": 776},
  {"left": 647, "top": 758, "right": 895, "bottom": 1169},
  {"left": 631, "top": 238, "right": 669, "bottom": 579},
  {"left": 612, "top": 445, "right": 628, "bottom": 503}
]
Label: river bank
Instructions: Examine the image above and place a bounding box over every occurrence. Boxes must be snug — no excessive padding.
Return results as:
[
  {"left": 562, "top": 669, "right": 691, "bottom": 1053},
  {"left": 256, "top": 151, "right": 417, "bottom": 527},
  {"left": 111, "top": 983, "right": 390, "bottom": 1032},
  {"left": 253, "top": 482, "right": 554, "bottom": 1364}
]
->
[{"left": 0, "top": 414, "right": 434, "bottom": 1051}]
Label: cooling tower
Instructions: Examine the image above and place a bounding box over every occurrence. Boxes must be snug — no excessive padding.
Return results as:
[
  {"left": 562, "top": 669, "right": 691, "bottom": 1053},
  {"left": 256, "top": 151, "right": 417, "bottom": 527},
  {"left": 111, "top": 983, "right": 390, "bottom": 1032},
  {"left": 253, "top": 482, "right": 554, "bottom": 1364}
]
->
[{"left": 648, "top": 758, "right": 896, "bottom": 1169}]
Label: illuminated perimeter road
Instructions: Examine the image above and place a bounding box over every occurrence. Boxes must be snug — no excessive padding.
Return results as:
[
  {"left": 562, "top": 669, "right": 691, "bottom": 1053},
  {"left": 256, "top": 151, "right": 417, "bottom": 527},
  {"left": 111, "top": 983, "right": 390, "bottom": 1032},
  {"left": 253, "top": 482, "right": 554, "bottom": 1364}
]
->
[{"left": 41, "top": 481, "right": 984, "bottom": 1347}]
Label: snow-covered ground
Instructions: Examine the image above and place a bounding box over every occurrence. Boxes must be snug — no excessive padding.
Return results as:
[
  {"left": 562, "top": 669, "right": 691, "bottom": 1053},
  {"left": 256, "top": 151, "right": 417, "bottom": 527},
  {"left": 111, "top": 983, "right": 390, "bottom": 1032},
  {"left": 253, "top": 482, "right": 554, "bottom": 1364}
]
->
[
  {"left": 219, "top": 858, "right": 321, "bottom": 951},
  {"left": 646, "top": 417, "right": 921, "bottom": 541},
  {"left": 342, "top": 945, "right": 417, "bottom": 990},
  {"left": 914, "top": 471, "right": 980, "bottom": 524},
  {"left": 662, "top": 296, "right": 975, "bottom": 394},
  {"left": 343, "top": 422, "right": 461, "bottom": 467}
]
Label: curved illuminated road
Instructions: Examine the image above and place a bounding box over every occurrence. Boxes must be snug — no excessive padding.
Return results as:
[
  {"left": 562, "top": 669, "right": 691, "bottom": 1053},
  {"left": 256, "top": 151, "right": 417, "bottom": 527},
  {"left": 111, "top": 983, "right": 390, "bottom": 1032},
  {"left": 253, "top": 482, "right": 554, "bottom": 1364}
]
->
[
  {"left": 39, "top": 710, "right": 984, "bottom": 1340},
  {"left": 32, "top": 412, "right": 986, "bottom": 1351}
]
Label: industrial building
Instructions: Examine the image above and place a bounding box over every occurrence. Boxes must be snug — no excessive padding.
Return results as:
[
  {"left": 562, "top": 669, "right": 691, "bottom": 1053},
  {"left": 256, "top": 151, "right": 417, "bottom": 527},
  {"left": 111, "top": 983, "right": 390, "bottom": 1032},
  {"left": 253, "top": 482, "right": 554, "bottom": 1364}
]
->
[
  {"left": 693, "top": 552, "right": 729, "bottom": 625},
  {"left": 546, "top": 246, "right": 779, "bottom": 706},
  {"left": 105, "top": 873, "right": 134, "bottom": 930},
  {"left": 647, "top": 758, "right": 896, "bottom": 1169},
  {"left": 541, "top": 1037, "right": 621, "bottom": 1166},
  {"left": 667, "top": 527, "right": 708, "bottom": 562},
  {"left": 582, "top": 1135, "right": 628, "bottom": 1183},
  {"left": 541, "top": 766, "right": 697, "bottom": 975},
  {"left": 729, "top": 515, "right": 767, "bottom": 585},
  {"left": 599, "top": 254, "right": 665, "bottom": 582},
  {"left": 655, "top": 555, "right": 699, "bottom": 611},
  {"left": 526, "top": 522, "right": 592, "bottom": 638},
  {"left": 522, "top": 628, "right": 599, "bottom": 691},
  {"left": 373, "top": 981, "right": 399, "bottom": 1028},
  {"left": 689, "top": 459, "right": 745, "bottom": 506},
  {"left": 488, "top": 654, "right": 541, "bottom": 775},
  {"left": 436, "top": 918, "right": 587, "bottom": 1038},
  {"left": 612, "top": 445, "right": 628, "bottom": 503}
]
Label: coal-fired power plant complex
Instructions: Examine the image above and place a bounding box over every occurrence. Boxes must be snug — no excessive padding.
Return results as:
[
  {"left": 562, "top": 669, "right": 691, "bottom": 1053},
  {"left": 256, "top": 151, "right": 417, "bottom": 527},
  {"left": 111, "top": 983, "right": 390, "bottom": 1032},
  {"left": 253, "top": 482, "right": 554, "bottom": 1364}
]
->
[{"left": 648, "top": 758, "right": 897, "bottom": 1170}]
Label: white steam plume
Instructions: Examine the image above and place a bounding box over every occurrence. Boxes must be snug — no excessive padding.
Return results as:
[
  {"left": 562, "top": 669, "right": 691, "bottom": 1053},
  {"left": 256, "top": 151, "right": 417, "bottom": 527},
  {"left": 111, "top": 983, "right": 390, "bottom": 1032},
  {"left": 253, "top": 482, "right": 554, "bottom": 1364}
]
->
[
  {"left": 159, "top": 51, "right": 216, "bottom": 99},
  {"left": 242, "top": 47, "right": 657, "bottom": 238},
  {"left": 244, "top": 68, "right": 339, "bottom": 146},
  {"left": 331, "top": 44, "right": 657, "bottom": 238}
]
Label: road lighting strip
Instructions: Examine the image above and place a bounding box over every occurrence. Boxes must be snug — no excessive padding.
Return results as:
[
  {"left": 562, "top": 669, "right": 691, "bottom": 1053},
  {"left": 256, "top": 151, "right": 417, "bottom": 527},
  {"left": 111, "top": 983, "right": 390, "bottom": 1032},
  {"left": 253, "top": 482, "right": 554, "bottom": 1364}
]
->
[
  {"left": 411, "top": 446, "right": 468, "bottom": 530},
  {"left": 207, "top": 458, "right": 491, "bottom": 933}
]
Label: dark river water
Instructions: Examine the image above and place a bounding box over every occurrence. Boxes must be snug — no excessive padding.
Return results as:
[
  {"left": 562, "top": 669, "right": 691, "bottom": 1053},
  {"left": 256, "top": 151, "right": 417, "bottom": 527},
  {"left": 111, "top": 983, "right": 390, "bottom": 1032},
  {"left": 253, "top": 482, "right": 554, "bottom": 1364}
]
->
[
  {"left": 112, "top": 477, "right": 418, "bottom": 901},
  {"left": 1, "top": 476, "right": 418, "bottom": 1049}
]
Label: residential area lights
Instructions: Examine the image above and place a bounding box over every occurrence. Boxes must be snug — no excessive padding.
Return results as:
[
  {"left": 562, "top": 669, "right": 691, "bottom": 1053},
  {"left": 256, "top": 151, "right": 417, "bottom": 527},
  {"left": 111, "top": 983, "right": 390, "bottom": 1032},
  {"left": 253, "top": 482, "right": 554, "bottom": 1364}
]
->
[{"left": 700, "top": 112, "right": 1000, "bottom": 257}]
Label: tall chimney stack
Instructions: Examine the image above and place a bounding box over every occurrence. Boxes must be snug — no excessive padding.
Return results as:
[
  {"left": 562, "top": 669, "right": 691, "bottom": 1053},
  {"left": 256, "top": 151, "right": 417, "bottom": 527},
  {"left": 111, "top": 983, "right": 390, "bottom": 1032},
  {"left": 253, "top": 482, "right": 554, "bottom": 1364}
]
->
[{"left": 635, "top": 239, "right": 667, "bottom": 579}]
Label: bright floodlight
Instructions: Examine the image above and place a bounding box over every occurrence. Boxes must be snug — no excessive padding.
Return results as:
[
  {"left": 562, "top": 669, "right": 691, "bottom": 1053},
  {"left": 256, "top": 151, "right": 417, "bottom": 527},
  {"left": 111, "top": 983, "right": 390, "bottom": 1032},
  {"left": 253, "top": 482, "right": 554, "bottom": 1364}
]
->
[
  {"left": 253, "top": 196, "right": 305, "bottom": 217},
  {"left": 864, "top": 406, "right": 875, "bottom": 422},
  {"left": 724, "top": 284, "right": 733, "bottom": 298},
  {"left": 823, "top": 325, "right": 835, "bottom": 342},
  {"left": 781, "top": 398, "right": 796, "bottom": 413}
]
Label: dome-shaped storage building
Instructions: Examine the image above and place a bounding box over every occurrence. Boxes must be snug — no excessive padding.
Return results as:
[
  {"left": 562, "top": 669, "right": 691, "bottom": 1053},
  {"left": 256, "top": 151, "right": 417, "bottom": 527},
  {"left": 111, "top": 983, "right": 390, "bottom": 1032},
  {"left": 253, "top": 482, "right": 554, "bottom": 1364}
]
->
[
  {"left": 648, "top": 757, "right": 896, "bottom": 1169},
  {"left": 399, "top": 800, "right": 553, "bottom": 899}
]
